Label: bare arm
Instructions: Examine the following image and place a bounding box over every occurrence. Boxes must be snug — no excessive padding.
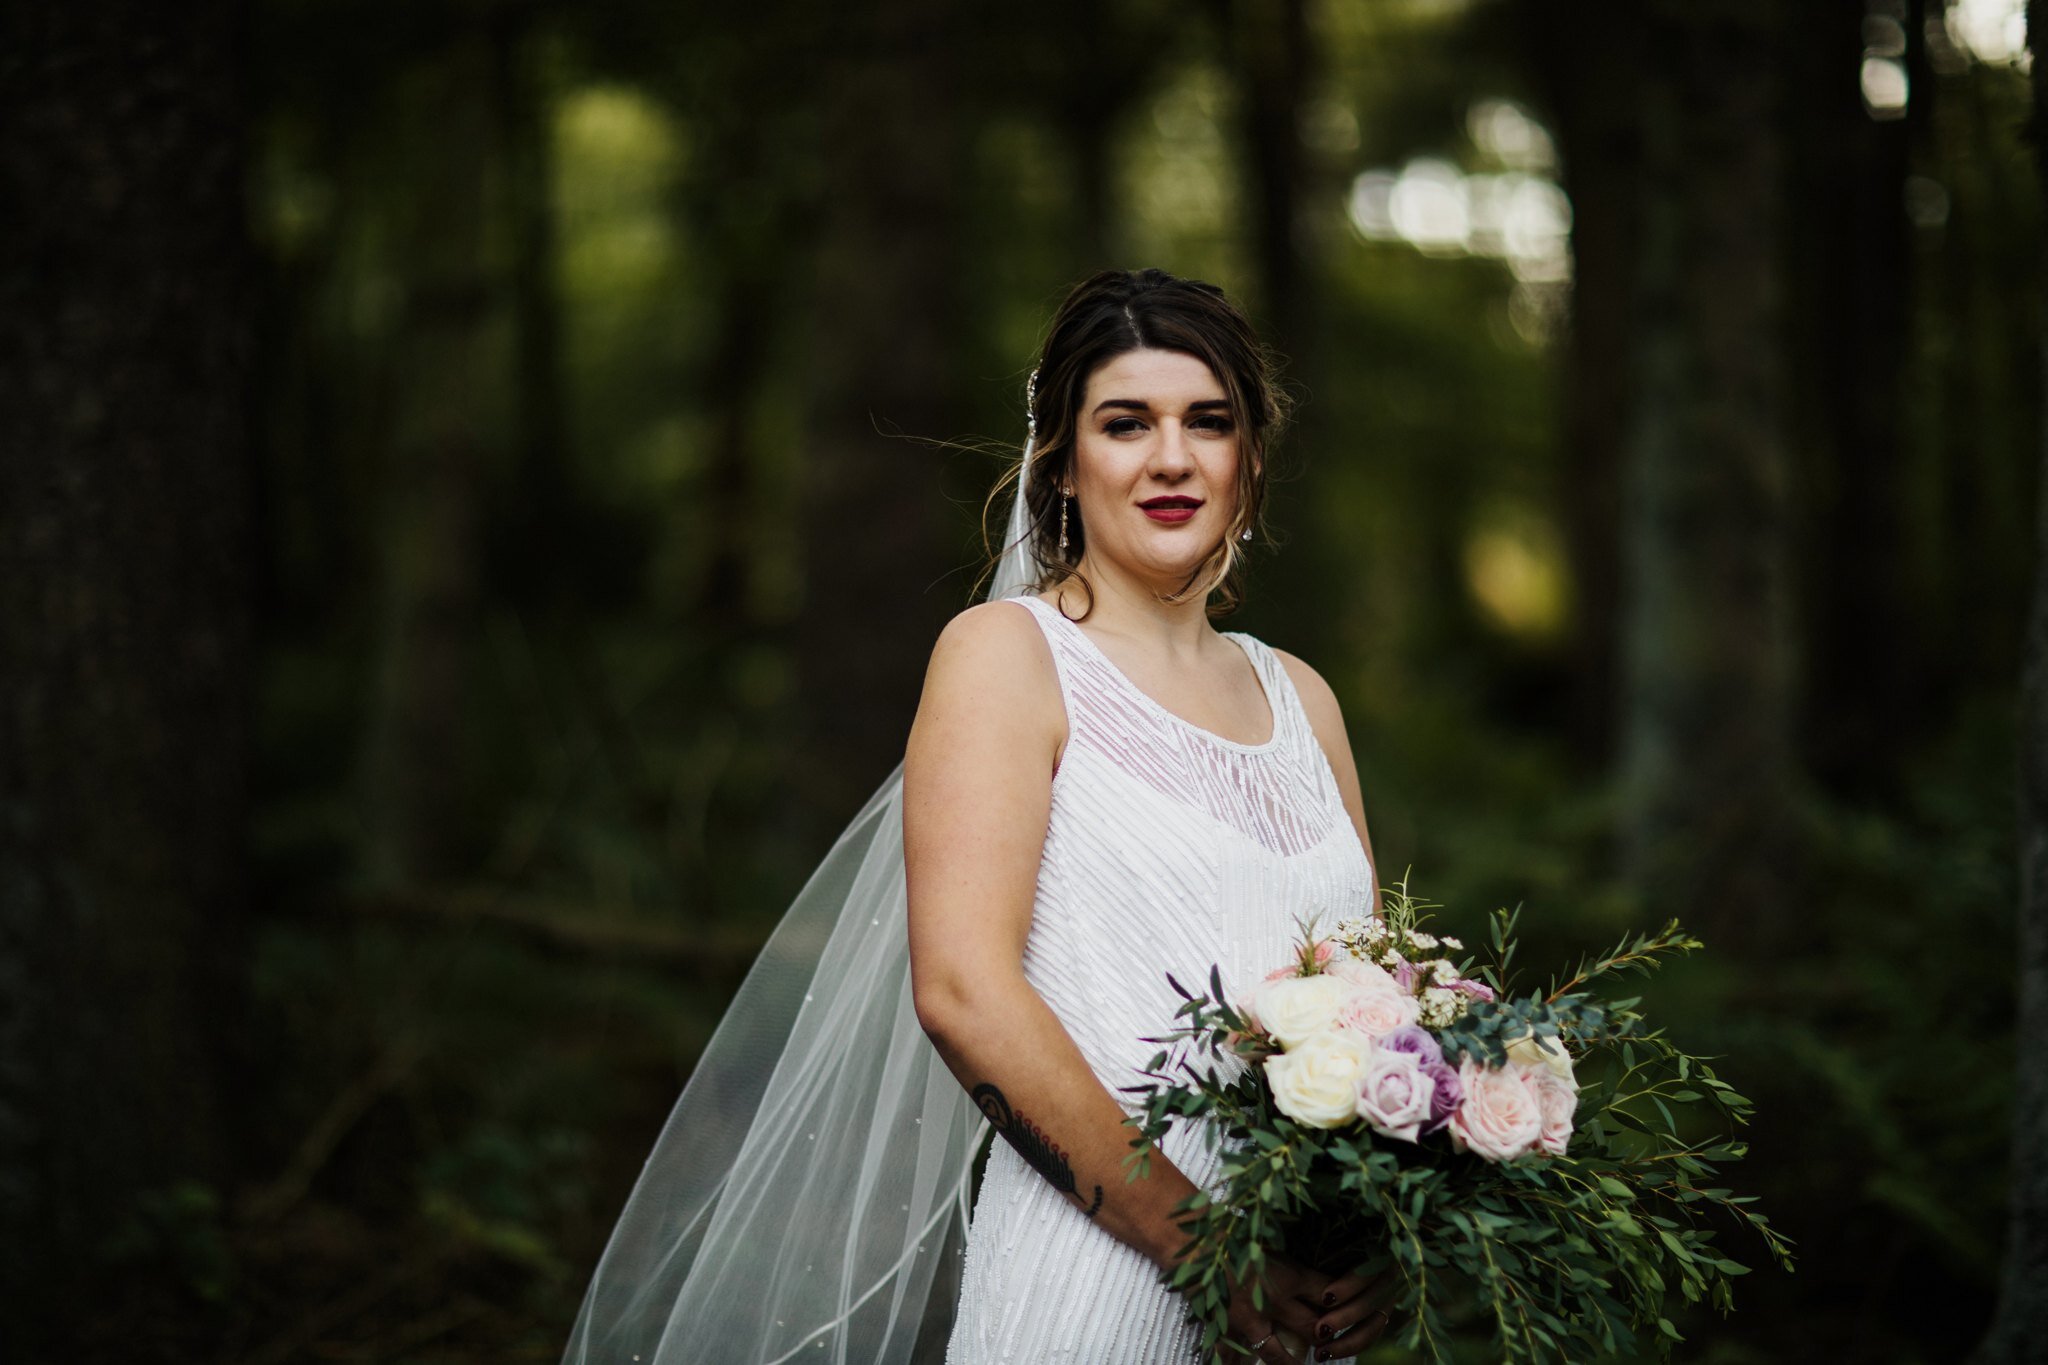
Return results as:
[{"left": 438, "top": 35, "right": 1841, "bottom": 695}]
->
[{"left": 903, "top": 601, "right": 1197, "bottom": 1267}]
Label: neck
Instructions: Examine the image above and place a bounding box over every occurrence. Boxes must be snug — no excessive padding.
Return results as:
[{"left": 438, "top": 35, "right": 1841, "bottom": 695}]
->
[{"left": 1056, "top": 552, "right": 1216, "bottom": 652}]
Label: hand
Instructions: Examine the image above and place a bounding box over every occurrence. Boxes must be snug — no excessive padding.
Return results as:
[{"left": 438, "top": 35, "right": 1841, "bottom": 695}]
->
[
  {"left": 1221, "top": 1254, "right": 1334, "bottom": 1364},
  {"left": 1302, "top": 1266, "right": 1402, "bottom": 1361}
]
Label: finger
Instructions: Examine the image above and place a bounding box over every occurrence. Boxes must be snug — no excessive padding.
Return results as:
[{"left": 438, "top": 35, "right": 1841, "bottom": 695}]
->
[
  {"left": 1313, "top": 1268, "right": 1375, "bottom": 1309},
  {"left": 1315, "top": 1265, "right": 1395, "bottom": 1311},
  {"left": 1269, "top": 1292, "right": 1325, "bottom": 1340},
  {"left": 1276, "top": 1265, "right": 1334, "bottom": 1314},
  {"left": 1311, "top": 1270, "right": 1399, "bottom": 1337},
  {"left": 1314, "top": 1306, "right": 1393, "bottom": 1361},
  {"left": 1237, "top": 1323, "right": 1303, "bottom": 1365},
  {"left": 1258, "top": 1270, "right": 1329, "bottom": 1339}
]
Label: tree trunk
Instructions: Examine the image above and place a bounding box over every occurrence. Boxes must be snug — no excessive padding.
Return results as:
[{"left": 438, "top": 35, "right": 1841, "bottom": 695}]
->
[
  {"left": 794, "top": 4, "right": 968, "bottom": 827},
  {"left": 1618, "top": 0, "right": 1801, "bottom": 945},
  {"left": 1049, "top": 1, "right": 1123, "bottom": 269},
  {"left": 492, "top": 5, "right": 578, "bottom": 611},
  {"left": 1790, "top": 0, "right": 1920, "bottom": 797},
  {"left": 1525, "top": 1, "right": 1643, "bottom": 773},
  {"left": 355, "top": 30, "right": 504, "bottom": 886},
  {"left": 1216, "top": 0, "right": 1313, "bottom": 358},
  {"left": 1971, "top": 12, "right": 2048, "bottom": 1360},
  {"left": 0, "top": 0, "right": 252, "bottom": 1345}
]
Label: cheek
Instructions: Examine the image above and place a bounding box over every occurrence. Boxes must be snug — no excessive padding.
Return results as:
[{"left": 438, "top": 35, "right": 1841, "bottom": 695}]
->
[{"left": 1071, "top": 441, "right": 1135, "bottom": 502}]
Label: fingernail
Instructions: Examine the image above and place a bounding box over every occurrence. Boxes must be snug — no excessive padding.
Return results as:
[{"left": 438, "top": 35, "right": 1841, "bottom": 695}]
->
[
  {"left": 1315, "top": 1322, "right": 1332, "bottom": 1340},
  {"left": 1321, "top": 1291, "right": 1336, "bottom": 1306}
]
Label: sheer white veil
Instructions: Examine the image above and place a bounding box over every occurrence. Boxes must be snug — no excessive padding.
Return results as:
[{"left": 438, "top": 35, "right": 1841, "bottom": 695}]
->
[{"left": 560, "top": 376, "right": 1044, "bottom": 1365}]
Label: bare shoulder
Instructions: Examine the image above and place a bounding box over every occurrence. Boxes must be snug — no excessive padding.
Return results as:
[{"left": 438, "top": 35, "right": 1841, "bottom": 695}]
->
[
  {"left": 922, "top": 599, "right": 1057, "bottom": 700},
  {"left": 909, "top": 598, "right": 1066, "bottom": 767},
  {"left": 904, "top": 601, "right": 1068, "bottom": 979},
  {"left": 931, "top": 596, "right": 1046, "bottom": 653}
]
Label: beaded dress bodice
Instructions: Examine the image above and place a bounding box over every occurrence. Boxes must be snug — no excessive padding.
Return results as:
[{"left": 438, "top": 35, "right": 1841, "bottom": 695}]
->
[{"left": 943, "top": 595, "right": 1375, "bottom": 1364}]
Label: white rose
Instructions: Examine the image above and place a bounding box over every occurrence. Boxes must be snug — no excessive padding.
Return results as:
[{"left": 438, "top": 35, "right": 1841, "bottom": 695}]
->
[
  {"left": 1448, "top": 1057, "right": 1544, "bottom": 1162},
  {"left": 1504, "top": 1032, "right": 1577, "bottom": 1086},
  {"left": 1354, "top": 1047, "right": 1435, "bottom": 1143},
  {"left": 1251, "top": 973, "right": 1357, "bottom": 1049},
  {"left": 1265, "top": 1030, "right": 1376, "bottom": 1129}
]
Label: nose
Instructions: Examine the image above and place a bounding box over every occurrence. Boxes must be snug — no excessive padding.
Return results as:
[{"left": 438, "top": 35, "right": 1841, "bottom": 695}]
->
[{"left": 1150, "top": 419, "right": 1196, "bottom": 478}]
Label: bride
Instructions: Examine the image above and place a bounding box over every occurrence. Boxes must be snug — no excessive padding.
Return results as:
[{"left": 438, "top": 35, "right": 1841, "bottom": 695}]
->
[{"left": 561, "top": 269, "right": 1400, "bottom": 1365}]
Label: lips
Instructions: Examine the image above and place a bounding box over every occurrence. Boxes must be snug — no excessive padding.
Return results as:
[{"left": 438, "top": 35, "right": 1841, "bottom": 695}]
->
[{"left": 1140, "top": 495, "right": 1203, "bottom": 524}]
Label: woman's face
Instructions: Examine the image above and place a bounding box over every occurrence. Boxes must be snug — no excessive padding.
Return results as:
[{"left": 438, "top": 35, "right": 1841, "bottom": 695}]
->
[{"left": 1068, "top": 347, "right": 1246, "bottom": 590}]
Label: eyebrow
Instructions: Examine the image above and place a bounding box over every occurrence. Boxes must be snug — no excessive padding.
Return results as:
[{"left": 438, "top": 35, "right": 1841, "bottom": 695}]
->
[{"left": 1090, "top": 398, "right": 1232, "bottom": 416}]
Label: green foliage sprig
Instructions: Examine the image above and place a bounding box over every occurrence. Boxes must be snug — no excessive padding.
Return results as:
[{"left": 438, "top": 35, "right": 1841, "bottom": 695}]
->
[{"left": 1120, "top": 886, "right": 1795, "bottom": 1364}]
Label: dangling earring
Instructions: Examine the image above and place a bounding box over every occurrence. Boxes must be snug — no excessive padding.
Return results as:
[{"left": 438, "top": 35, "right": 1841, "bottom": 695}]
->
[
  {"left": 1058, "top": 490, "right": 1071, "bottom": 552},
  {"left": 1240, "top": 525, "right": 1253, "bottom": 542}
]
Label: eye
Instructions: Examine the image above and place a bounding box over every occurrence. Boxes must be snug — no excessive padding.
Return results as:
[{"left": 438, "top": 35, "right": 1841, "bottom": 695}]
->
[
  {"left": 1105, "top": 417, "right": 1146, "bottom": 436},
  {"left": 1191, "top": 414, "right": 1235, "bottom": 433}
]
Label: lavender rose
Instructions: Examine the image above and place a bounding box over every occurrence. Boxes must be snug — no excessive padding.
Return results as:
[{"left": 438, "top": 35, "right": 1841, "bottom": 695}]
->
[
  {"left": 1420, "top": 1060, "right": 1463, "bottom": 1134},
  {"left": 1376, "top": 1024, "right": 1443, "bottom": 1069},
  {"left": 1354, "top": 1047, "right": 1435, "bottom": 1143},
  {"left": 1450, "top": 978, "right": 1496, "bottom": 1003}
]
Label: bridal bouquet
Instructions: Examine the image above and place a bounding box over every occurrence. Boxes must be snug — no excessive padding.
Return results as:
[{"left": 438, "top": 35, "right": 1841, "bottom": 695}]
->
[{"left": 1122, "top": 878, "right": 1793, "bottom": 1364}]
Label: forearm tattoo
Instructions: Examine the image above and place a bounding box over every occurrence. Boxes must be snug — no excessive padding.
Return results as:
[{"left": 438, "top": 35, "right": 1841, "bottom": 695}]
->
[{"left": 971, "top": 1082, "right": 1104, "bottom": 1218}]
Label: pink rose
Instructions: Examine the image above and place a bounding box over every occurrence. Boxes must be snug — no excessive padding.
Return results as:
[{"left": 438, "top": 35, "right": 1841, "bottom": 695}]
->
[
  {"left": 1448, "top": 1056, "right": 1543, "bottom": 1162},
  {"left": 1520, "top": 1065, "right": 1578, "bottom": 1156},
  {"left": 1450, "top": 978, "right": 1496, "bottom": 1003},
  {"left": 1391, "top": 956, "right": 1421, "bottom": 993},
  {"left": 1327, "top": 958, "right": 1398, "bottom": 992},
  {"left": 1354, "top": 1047, "right": 1434, "bottom": 1143},
  {"left": 1334, "top": 984, "right": 1421, "bottom": 1040}
]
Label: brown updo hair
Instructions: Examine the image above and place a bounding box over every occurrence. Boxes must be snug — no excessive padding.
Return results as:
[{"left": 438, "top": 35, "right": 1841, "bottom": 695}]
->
[{"left": 977, "top": 268, "right": 1293, "bottom": 619}]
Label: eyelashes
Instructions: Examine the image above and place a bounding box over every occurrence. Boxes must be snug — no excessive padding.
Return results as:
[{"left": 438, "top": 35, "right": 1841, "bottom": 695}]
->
[{"left": 1103, "top": 415, "right": 1235, "bottom": 436}]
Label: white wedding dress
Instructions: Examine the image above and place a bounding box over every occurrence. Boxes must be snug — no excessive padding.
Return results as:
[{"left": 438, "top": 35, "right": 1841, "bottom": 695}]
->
[{"left": 944, "top": 594, "right": 1376, "bottom": 1364}]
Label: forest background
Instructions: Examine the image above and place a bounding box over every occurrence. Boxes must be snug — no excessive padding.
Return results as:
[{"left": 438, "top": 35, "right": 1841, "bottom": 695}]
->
[{"left": 3, "top": 1, "right": 2045, "bottom": 1362}]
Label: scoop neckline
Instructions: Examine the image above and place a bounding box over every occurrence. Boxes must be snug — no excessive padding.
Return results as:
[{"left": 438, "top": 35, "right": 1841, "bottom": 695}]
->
[{"left": 1017, "top": 594, "right": 1282, "bottom": 753}]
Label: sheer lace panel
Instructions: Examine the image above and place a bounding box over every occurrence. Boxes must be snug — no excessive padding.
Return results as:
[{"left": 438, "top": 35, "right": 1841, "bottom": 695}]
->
[{"left": 1008, "top": 594, "right": 1340, "bottom": 858}]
